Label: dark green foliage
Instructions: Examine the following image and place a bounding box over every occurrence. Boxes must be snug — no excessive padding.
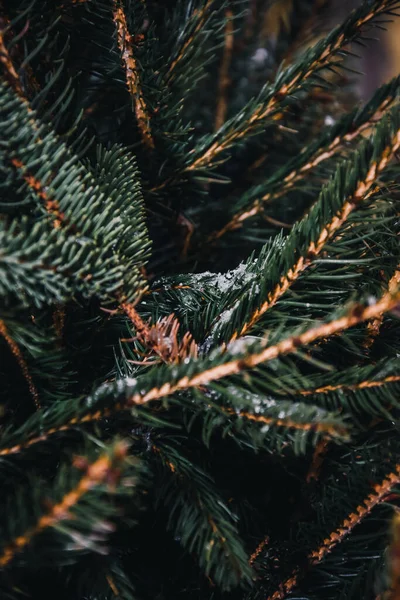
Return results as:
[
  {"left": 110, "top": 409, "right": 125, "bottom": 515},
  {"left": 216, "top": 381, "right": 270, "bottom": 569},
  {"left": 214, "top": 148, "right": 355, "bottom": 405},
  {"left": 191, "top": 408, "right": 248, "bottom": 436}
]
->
[{"left": 1, "top": 0, "right": 400, "bottom": 599}]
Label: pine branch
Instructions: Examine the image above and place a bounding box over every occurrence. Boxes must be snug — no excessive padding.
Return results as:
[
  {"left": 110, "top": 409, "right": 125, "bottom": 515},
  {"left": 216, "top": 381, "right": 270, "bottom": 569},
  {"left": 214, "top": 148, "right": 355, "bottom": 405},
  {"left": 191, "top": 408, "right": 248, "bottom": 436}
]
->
[
  {"left": 1, "top": 85, "right": 150, "bottom": 305},
  {"left": 298, "top": 374, "right": 400, "bottom": 397},
  {"left": 266, "top": 464, "right": 400, "bottom": 600},
  {"left": 0, "top": 318, "right": 40, "bottom": 410},
  {"left": 218, "top": 108, "right": 400, "bottom": 341},
  {"left": 152, "top": 439, "right": 253, "bottom": 589},
  {"left": 221, "top": 404, "right": 349, "bottom": 443},
  {"left": 179, "top": 0, "right": 400, "bottom": 175},
  {"left": 10, "top": 157, "right": 66, "bottom": 228},
  {"left": 1, "top": 276, "right": 398, "bottom": 459},
  {"left": 0, "top": 4, "right": 23, "bottom": 97},
  {"left": 0, "top": 440, "right": 133, "bottom": 569},
  {"left": 113, "top": 0, "right": 154, "bottom": 149},
  {"left": 210, "top": 75, "right": 400, "bottom": 240},
  {"left": 167, "top": 0, "right": 216, "bottom": 78}
]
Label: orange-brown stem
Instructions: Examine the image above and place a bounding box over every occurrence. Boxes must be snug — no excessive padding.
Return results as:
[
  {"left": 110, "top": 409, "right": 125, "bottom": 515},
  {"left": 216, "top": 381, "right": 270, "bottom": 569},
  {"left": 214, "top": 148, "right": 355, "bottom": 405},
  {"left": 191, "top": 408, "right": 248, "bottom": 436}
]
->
[
  {"left": 113, "top": 2, "right": 154, "bottom": 149},
  {"left": 0, "top": 319, "right": 40, "bottom": 410},
  {"left": 0, "top": 442, "right": 128, "bottom": 568},
  {"left": 267, "top": 464, "right": 400, "bottom": 599},
  {"left": 1, "top": 284, "right": 398, "bottom": 458},
  {"left": 227, "top": 124, "right": 400, "bottom": 340},
  {"left": 11, "top": 158, "right": 65, "bottom": 227}
]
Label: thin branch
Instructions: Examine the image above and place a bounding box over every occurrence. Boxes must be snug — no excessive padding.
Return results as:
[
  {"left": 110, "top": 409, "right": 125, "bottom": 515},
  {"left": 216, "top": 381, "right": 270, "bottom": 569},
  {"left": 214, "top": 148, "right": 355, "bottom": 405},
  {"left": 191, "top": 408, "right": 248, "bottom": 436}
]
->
[
  {"left": 182, "top": 0, "right": 396, "bottom": 174},
  {"left": 167, "top": 0, "right": 215, "bottom": 77},
  {"left": 267, "top": 464, "right": 400, "bottom": 599},
  {"left": 224, "top": 408, "right": 347, "bottom": 439},
  {"left": 0, "top": 5, "right": 23, "bottom": 96},
  {"left": 10, "top": 158, "right": 65, "bottom": 228},
  {"left": 227, "top": 123, "right": 400, "bottom": 340},
  {"left": 214, "top": 9, "right": 234, "bottom": 131},
  {"left": 297, "top": 374, "right": 400, "bottom": 397},
  {"left": 1, "top": 282, "right": 398, "bottom": 458},
  {"left": 0, "top": 319, "right": 40, "bottom": 410},
  {"left": 386, "top": 510, "right": 400, "bottom": 600},
  {"left": 0, "top": 441, "right": 129, "bottom": 568},
  {"left": 113, "top": 1, "right": 154, "bottom": 149},
  {"left": 249, "top": 535, "right": 270, "bottom": 565},
  {"left": 211, "top": 98, "right": 397, "bottom": 241},
  {"left": 364, "top": 269, "right": 400, "bottom": 349}
]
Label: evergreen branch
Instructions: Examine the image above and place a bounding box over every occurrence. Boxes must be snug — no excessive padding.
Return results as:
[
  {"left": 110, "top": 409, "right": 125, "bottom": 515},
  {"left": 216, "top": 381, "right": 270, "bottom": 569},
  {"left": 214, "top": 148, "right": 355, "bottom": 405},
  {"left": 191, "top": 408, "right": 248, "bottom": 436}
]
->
[
  {"left": 0, "top": 5, "right": 23, "bottom": 97},
  {"left": 167, "top": 0, "right": 216, "bottom": 78},
  {"left": 298, "top": 374, "right": 400, "bottom": 396},
  {"left": 10, "top": 158, "right": 65, "bottom": 228},
  {"left": 180, "top": 0, "right": 400, "bottom": 174},
  {"left": 210, "top": 75, "right": 400, "bottom": 240},
  {"left": 113, "top": 1, "right": 154, "bottom": 149},
  {"left": 0, "top": 440, "right": 131, "bottom": 569},
  {"left": 364, "top": 268, "right": 400, "bottom": 349},
  {"left": 0, "top": 318, "right": 40, "bottom": 410},
  {"left": 153, "top": 440, "right": 252, "bottom": 589},
  {"left": 214, "top": 9, "right": 234, "bottom": 131},
  {"left": 223, "top": 406, "right": 348, "bottom": 441},
  {"left": 267, "top": 464, "right": 400, "bottom": 600},
  {"left": 249, "top": 535, "right": 270, "bottom": 566},
  {"left": 1, "top": 85, "right": 150, "bottom": 304},
  {"left": 1, "top": 281, "right": 398, "bottom": 458},
  {"left": 223, "top": 110, "right": 400, "bottom": 341}
]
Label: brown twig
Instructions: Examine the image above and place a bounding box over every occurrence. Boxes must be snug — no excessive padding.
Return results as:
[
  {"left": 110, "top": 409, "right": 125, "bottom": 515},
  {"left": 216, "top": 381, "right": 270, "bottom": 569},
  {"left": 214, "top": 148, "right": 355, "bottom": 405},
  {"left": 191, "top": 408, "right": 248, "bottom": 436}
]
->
[
  {"left": 167, "top": 0, "right": 215, "bottom": 77},
  {"left": 10, "top": 158, "right": 65, "bottom": 228},
  {"left": 225, "top": 122, "right": 400, "bottom": 341},
  {"left": 1, "top": 282, "right": 398, "bottom": 458},
  {"left": 267, "top": 464, "right": 400, "bottom": 599},
  {"left": 121, "top": 302, "right": 197, "bottom": 364},
  {"left": 179, "top": 2, "right": 391, "bottom": 175},
  {"left": 113, "top": 2, "right": 154, "bottom": 149},
  {"left": 0, "top": 441, "right": 129, "bottom": 568},
  {"left": 0, "top": 319, "right": 40, "bottom": 410}
]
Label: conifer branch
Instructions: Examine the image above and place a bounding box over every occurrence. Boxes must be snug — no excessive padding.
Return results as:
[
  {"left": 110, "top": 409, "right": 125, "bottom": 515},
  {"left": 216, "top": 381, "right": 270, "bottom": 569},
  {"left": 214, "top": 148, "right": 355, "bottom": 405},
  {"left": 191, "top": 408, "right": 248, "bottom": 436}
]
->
[
  {"left": 363, "top": 268, "right": 400, "bottom": 349},
  {"left": 297, "top": 374, "right": 400, "bottom": 397},
  {"left": 10, "top": 158, "right": 65, "bottom": 228},
  {"left": 167, "top": 0, "right": 215, "bottom": 77},
  {"left": 214, "top": 9, "right": 234, "bottom": 131},
  {"left": 181, "top": 0, "right": 400, "bottom": 173},
  {"left": 113, "top": 1, "right": 154, "bottom": 149},
  {"left": 0, "top": 319, "right": 40, "bottom": 410},
  {"left": 210, "top": 79, "right": 400, "bottom": 240},
  {"left": 0, "top": 7, "right": 23, "bottom": 97},
  {"left": 227, "top": 120, "right": 400, "bottom": 340},
  {"left": 249, "top": 535, "right": 270, "bottom": 566},
  {"left": 1, "top": 281, "right": 398, "bottom": 458},
  {"left": 224, "top": 408, "right": 347, "bottom": 440},
  {"left": 0, "top": 441, "right": 129, "bottom": 568},
  {"left": 267, "top": 464, "right": 400, "bottom": 600}
]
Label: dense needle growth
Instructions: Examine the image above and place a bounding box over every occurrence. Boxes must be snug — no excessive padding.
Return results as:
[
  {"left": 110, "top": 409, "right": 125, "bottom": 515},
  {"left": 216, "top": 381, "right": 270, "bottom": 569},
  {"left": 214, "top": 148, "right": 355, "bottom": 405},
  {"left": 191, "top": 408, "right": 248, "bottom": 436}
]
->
[{"left": 1, "top": 0, "right": 400, "bottom": 599}]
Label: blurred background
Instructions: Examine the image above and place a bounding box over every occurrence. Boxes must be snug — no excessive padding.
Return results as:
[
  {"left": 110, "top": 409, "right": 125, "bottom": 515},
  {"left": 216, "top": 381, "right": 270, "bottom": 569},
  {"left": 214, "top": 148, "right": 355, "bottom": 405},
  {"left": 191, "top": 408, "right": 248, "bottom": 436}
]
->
[{"left": 263, "top": 0, "right": 400, "bottom": 99}]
